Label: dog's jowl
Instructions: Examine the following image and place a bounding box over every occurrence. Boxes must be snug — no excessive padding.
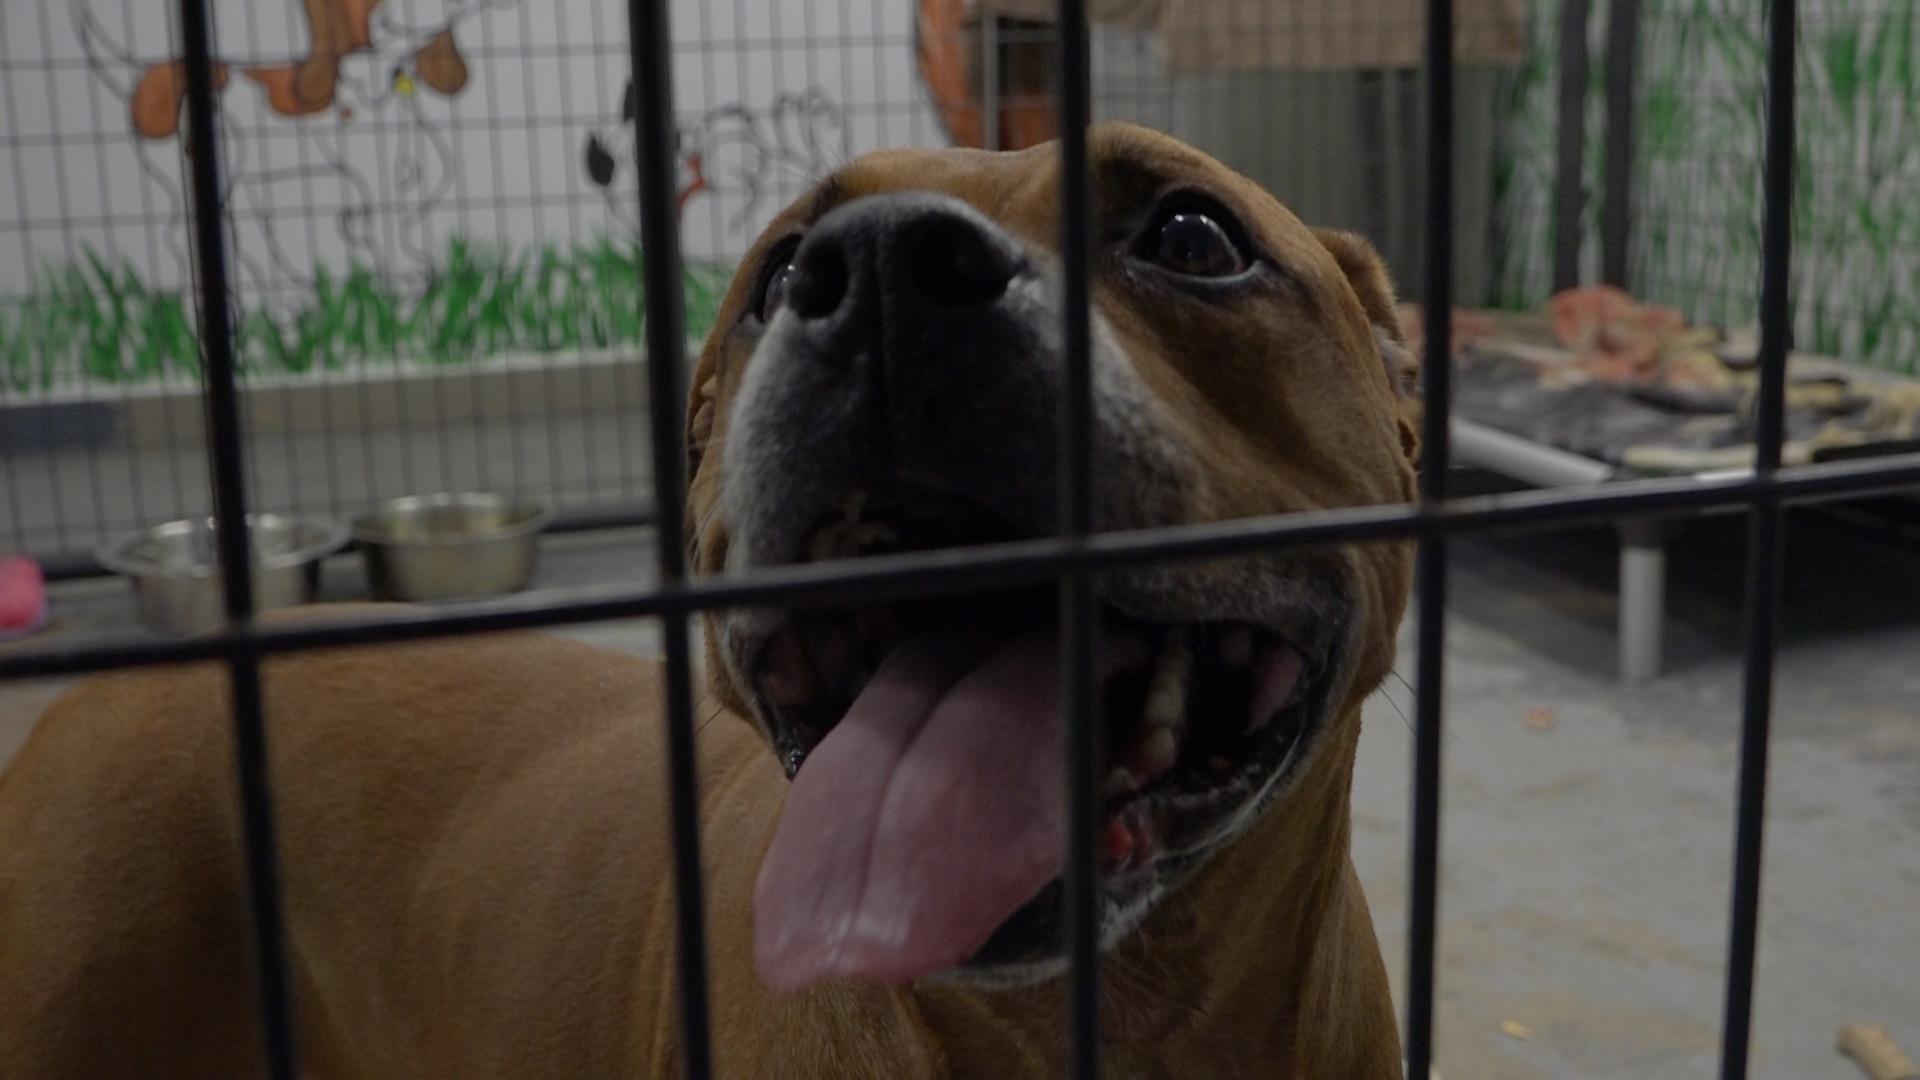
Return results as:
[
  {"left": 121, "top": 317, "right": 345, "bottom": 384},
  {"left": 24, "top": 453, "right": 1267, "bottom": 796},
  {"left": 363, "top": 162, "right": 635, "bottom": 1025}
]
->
[{"left": 1, "top": 125, "right": 1417, "bottom": 1078}]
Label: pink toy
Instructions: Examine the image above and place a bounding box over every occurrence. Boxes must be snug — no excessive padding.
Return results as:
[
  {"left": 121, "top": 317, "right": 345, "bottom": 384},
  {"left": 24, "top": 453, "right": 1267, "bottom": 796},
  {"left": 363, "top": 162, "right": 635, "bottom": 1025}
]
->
[{"left": 0, "top": 556, "right": 49, "bottom": 641}]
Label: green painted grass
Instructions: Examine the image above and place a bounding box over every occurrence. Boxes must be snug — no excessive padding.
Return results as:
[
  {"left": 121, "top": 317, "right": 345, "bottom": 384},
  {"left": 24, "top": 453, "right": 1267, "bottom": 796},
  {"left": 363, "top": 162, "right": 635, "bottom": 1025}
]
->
[
  {"left": 1492, "top": 0, "right": 1920, "bottom": 376},
  {"left": 1, "top": 236, "right": 735, "bottom": 393}
]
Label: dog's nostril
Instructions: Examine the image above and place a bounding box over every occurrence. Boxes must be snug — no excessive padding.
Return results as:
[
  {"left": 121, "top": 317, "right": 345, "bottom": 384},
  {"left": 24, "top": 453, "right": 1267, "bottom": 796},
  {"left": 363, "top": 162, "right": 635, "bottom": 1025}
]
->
[
  {"left": 904, "top": 216, "right": 1019, "bottom": 307},
  {"left": 786, "top": 245, "right": 850, "bottom": 320}
]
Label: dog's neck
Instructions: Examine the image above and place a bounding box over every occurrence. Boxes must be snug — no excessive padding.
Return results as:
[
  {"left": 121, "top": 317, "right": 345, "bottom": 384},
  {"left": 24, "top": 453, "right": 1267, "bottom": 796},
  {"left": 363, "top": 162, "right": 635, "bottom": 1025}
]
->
[{"left": 905, "top": 715, "right": 1402, "bottom": 1077}]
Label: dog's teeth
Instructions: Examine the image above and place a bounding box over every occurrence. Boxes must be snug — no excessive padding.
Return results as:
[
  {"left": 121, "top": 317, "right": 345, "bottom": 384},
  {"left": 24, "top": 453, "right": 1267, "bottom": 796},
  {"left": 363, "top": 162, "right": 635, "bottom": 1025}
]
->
[
  {"left": 1143, "top": 692, "right": 1183, "bottom": 730},
  {"left": 1134, "top": 638, "right": 1192, "bottom": 780},
  {"left": 1138, "top": 727, "right": 1180, "bottom": 778},
  {"left": 1105, "top": 766, "right": 1141, "bottom": 796},
  {"left": 1143, "top": 636, "right": 1193, "bottom": 731},
  {"left": 1217, "top": 627, "right": 1253, "bottom": 667}
]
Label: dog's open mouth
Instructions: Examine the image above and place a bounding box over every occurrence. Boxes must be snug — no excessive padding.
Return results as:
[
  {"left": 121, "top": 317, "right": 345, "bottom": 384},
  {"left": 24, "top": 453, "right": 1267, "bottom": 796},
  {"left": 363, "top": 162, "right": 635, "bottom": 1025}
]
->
[
  {"left": 755, "top": 597, "right": 1322, "bottom": 870},
  {"left": 745, "top": 492, "right": 1335, "bottom": 990}
]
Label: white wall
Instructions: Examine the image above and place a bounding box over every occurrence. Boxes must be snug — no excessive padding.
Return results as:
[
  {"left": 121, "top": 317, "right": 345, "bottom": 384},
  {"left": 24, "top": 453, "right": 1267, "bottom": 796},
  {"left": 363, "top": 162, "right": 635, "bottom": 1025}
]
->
[{"left": 0, "top": 0, "right": 945, "bottom": 301}]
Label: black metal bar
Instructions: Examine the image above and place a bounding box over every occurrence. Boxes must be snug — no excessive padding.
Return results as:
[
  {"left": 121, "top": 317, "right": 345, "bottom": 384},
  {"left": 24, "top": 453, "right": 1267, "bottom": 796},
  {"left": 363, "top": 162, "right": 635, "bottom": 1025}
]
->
[
  {"left": 1419, "top": 17, "right": 1457, "bottom": 517},
  {"left": 174, "top": 0, "right": 297, "bottom": 1075},
  {"left": 1405, "top": 548, "right": 1448, "bottom": 1071},
  {"left": 1054, "top": 0, "right": 1101, "bottom": 1074},
  {"left": 7, "top": 455, "right": 1920, "bottom": 685},
  {"left": 1722, "top": 511, "right": 1784, "bottom": 1077},
  {"left": 1719, "top": 1, "right": 1796, "bottom": 1075},
  {"left": 1405, "top": 0, "right": 1454, "bottom": 1075},
  {"left": 1054, "top": 3, "right": 1093, "bottom": 607},
  {"left": 1553, "top": 0, "right": 1591, "bottom": 291},
  {"left": 981, "top": 14, "right": 1002, "bottom": 151},
  {"left": 625, "top": 1, "right": 713, "bottom": 1076},
  {"left": 1601, "top": 0, "right": 1639, "bottom": 288}
]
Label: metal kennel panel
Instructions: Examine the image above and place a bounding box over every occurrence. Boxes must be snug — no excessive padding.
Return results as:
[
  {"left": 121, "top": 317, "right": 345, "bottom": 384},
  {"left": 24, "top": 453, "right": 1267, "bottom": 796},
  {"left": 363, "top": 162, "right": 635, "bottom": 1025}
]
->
[
  {"left": 0, "top": 1, "right": 934, "bottom": 574},
  {"left": 3, "top": 0, "right": 1916, "bottom": 1078},
  {"left": 0, "top": 0, "right": 670, "bottom": 572}
]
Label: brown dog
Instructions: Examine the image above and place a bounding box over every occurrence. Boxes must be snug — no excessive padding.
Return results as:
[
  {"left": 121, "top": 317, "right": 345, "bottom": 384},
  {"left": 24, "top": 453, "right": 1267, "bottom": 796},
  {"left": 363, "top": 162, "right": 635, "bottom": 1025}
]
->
[{"left": 0, "top": 124, "right": 1417, "bottom": 1077}]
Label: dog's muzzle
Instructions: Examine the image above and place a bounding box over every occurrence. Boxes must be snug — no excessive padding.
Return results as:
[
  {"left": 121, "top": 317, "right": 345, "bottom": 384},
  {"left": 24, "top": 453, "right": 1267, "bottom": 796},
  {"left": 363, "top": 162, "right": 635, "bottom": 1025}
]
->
[
  {"left": 722, "top": 193, "right": 1351, "bottom": 991},
  {"left": 728, "top": 193, "right": 1108, "bottom": 575}
]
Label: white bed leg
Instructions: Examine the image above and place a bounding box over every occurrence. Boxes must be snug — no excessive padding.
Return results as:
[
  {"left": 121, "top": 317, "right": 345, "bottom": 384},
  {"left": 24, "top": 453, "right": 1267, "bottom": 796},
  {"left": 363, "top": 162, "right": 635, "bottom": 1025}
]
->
[{"left": 1618, "top": 520, "right": 1667, "bottom": 685}]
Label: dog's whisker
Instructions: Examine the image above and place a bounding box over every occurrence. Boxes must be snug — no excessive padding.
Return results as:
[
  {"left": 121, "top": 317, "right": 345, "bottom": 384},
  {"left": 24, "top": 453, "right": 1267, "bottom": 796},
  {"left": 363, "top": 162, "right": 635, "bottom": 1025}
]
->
[
  {"left": 1387, "top": 668, "right": 1415, "bottom": 697},
  {"left": 1369, "top": 685, "right": 1414, "bottom": 735},
  {"left": 1379, "top": 668, "right": 1416, "bottom": 734},
  {"left": 694, "top": 699, "right": 728, "bottom": 737},
  {"left": 1376, "top": 667, "right": 1471, "bottom": 748}
]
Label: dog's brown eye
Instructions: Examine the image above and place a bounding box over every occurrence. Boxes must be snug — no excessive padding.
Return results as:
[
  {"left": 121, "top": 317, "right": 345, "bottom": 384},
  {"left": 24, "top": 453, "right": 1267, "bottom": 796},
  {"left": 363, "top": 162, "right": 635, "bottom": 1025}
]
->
[
  {"left": 761, "top": 261, "right": 798, "bottom": 320},
  {"left": 753, "top": 235, "right": 804, "bottom": 323},
  {"left": 1150, "top": 211, "right": 1247, "bottom": 278}
]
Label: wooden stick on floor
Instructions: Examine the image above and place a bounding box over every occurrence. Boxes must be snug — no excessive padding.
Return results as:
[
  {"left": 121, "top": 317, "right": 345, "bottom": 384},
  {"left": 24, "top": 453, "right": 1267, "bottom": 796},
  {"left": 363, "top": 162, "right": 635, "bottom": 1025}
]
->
[{"left": 1838, "top": 1024, "right": 1920, "bottom": 1080}]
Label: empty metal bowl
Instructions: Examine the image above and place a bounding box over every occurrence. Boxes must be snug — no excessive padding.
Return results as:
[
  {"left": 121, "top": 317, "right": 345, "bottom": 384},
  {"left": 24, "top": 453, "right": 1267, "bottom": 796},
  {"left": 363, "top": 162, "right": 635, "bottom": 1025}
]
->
[
  {"left": 96, "top": 514, "right": 347, "bottom": 636},
  {"left": 351, "top": 493, "right": 550, "bottom": 602}
]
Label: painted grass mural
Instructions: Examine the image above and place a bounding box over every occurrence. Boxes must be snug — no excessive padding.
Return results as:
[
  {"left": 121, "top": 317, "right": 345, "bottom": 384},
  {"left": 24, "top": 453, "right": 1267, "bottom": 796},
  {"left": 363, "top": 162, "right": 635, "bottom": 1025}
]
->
[
  {"left": 0, "top": 239, "right": 735, "bottom": 394},
  {"left": 9, "top": 3, "right": 1917, "bottom": 390},
  {"left": 1494, "top": 0, "right": 1920, "bottom": 375}
]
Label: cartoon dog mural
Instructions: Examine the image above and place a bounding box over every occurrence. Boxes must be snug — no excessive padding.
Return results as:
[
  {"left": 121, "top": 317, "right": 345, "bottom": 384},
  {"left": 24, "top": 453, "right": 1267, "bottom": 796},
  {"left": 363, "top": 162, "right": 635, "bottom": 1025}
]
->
[
  {"left": 582, "top": 82, "right": 848, "bottom": 242},
  {"left": 75, "top": 0, "right": 516, "bottom": 297}
]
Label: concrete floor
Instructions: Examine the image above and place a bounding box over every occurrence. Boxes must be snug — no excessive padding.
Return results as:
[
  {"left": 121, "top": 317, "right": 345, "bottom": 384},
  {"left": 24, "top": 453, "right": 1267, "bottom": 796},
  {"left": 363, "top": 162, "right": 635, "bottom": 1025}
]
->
[
  {"left": 1, "top": 512, "right": 1915, "bottom": 1078},
  {"left": 1355, "top": 513, "right": 1920, "bottom": 1079}
]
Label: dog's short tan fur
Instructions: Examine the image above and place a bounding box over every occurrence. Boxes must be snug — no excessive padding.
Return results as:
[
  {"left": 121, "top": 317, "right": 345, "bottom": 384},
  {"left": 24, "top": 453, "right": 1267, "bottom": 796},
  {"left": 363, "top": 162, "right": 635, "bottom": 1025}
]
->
[{"left": 0, "top": 125, "right": 1416, "bottom": 1078}]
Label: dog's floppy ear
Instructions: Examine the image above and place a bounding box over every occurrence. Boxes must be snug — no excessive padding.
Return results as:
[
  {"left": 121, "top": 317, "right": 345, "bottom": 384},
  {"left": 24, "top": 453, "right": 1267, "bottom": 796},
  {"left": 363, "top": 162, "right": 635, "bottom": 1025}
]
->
[{"left": 1312, "top": 228, "right": 1420, "bottom": 461}]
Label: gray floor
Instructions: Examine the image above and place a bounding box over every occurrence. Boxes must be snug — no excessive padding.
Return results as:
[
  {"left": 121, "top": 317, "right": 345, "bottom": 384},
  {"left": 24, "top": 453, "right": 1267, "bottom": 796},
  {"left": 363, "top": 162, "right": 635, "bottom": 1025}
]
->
[
  {"left": 1356, "top": 514, "right": 1920, "bottom": 1079},
  {"left": 1, "top": 513, "right": 1915, "bottom": 1078}
]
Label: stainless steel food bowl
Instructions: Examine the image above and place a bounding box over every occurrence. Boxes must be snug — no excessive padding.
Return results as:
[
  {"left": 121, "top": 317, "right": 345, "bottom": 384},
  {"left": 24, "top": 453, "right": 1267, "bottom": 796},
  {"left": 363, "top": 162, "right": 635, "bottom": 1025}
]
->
[
  {"left": 351, "top": 493, "right": 550, "bottom": 601},
  {"left": 96, "top": 514, "right": 347, "bottom": 636}
]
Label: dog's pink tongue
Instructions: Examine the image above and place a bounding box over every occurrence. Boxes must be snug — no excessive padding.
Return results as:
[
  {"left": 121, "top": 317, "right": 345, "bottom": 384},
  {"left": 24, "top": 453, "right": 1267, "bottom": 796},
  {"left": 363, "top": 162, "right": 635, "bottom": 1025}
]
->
[{"left": 754, "top": 629, "right": 1082, "bottom": 990}]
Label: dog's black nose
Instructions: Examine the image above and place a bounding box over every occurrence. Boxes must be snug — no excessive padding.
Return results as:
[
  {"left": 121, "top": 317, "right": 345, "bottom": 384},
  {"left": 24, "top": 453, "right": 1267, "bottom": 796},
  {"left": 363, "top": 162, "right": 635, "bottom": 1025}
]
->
[{"left": 783, "top": 193, "right": 1026, "bottom": 350}]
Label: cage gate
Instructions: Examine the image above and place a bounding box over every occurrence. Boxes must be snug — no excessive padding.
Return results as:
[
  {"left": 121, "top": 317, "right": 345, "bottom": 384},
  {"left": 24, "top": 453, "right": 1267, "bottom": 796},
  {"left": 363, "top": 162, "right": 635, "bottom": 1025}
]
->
[{"left": 7, "top": 0, "right": 1920, "bottom": 1078}]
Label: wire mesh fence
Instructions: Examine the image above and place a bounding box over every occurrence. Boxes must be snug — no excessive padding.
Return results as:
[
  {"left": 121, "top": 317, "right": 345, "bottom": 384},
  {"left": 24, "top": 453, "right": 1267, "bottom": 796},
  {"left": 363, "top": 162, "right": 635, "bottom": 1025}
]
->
[
  {"left": 1, "top": 1, "right": 1917, "bottom": 1078},
  {"left": 4, "top": 0, "right": 1542, "bottom": 567},
  {"left": 1, "top": 0, "right": 944, "bottom": 564}
]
